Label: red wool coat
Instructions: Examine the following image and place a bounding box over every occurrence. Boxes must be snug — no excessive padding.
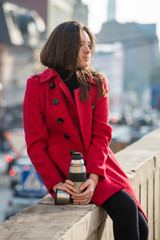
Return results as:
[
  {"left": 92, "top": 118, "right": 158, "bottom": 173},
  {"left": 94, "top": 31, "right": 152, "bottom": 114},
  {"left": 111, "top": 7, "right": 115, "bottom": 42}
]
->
[{"left": 23, "top": 68, "right": 147, "bottom": 220}]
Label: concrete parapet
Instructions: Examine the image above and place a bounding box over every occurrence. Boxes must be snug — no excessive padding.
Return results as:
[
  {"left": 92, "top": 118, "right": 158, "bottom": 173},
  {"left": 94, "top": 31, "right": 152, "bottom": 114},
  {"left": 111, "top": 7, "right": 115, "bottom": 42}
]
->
[{"left": 0, "top": 128, "right": 160, "bottom": 240}]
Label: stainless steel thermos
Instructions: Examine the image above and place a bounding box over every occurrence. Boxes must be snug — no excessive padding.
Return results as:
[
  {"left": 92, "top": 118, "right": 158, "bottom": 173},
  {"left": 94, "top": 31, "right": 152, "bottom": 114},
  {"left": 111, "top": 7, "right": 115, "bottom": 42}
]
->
[
  {"left": 55, "top": 152, "right": 86, "bottom": 205},
  {"left": 69, "top": 152, "right": 86, "bottom": 194},
  {"left": 55, "top": 189, "right": 72, "bottom": 205}
]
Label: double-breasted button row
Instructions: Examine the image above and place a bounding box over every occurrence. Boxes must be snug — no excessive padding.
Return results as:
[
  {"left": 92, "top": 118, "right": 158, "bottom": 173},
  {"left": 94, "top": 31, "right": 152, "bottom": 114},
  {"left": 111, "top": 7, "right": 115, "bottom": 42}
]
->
[
  {"left": 49, "top": 82, "right": 70, "bottom": 141},
  {"left": 57, "top": 118, "right": 64, "bottom": 124},
  {"left": 49, "top": 82, "right": 56, "bottom": 89},
  {"left": 64, "top": 134, "right": 70, "bottom": 139},
  {"left": 52, "top": 96, "right": 64, "bottom": 127},
  {"left": 92, "top": 103, "right": 95, "bottom": 110},
  {"left": 53, "top": 98, "right": 59, "bottom": 105}
]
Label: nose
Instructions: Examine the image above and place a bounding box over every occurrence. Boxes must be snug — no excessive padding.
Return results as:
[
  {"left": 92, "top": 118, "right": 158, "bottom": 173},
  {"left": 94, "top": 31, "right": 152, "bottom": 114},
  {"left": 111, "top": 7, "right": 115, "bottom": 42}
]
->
[{"left": 83, "top": 45, "right": 91, "bottom": 53}]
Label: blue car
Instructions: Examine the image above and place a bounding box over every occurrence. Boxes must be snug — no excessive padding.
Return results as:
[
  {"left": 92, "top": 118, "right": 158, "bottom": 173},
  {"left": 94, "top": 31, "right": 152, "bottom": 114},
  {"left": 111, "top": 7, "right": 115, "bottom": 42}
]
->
[{"left": 4, "top": 155, "right": 48, "bottom": 220}]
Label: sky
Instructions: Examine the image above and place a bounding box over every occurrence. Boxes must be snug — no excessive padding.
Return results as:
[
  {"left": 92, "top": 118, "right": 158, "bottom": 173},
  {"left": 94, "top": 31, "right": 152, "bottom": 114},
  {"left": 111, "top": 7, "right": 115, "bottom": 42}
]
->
[{"left": 82, "top": 0, "right": 160, "bottom": 37}]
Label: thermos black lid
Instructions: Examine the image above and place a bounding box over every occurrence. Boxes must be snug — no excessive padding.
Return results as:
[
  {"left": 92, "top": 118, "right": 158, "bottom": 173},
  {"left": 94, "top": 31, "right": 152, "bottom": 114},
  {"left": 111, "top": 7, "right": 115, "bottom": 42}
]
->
[{"left": 72, "top": 152, "right": 82, "bottom": 160}]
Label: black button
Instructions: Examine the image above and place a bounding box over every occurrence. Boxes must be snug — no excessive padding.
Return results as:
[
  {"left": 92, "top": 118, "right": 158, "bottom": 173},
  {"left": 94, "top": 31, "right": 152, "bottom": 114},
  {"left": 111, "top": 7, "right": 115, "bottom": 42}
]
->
[
  {"left": 49, "top": 82, "right": 56, "bottom": 89},
  {"left": 64, "top": 134, "right": 70, "bottom": 139},
  {"left": 57, "top": 118, "right": 64, "bottom": 124},
  {"left": 53, "top": 99, "right": 59, "bottom": 105},
  {"left": 34, "top": 74, "right": 38, "bottom": 76},
  {"left": 92, "top": 103, "right": 95, "bottom": 110},
  {"left": 70, "top": 149, "right": 76, "bottom": 155}
]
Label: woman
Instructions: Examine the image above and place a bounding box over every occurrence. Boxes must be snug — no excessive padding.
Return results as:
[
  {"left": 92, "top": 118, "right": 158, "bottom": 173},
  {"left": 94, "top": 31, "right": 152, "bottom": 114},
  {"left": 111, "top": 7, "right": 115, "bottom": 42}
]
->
[{"left": 23, "top": 21, "right": 148, "bottom": 239}]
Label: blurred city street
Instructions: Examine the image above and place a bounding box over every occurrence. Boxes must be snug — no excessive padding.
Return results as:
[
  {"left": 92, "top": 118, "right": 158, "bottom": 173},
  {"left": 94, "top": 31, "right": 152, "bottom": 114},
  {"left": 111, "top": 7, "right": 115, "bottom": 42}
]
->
[{"left": 0, "top": 0, "right": 160, "bottom": 232}]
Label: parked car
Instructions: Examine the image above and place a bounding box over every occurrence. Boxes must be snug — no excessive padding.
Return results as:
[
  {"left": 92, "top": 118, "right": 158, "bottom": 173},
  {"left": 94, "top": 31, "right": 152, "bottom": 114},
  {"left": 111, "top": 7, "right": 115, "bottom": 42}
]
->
[
  {"left": 5, "top": 155, "right": 48, "bottom": 219},
  {"left": 5, "top": 151, "right": 17, "bottom": 173},
  {"left": 5, "top": 150, "right": 27, "bottom": 173},
  {"left": 8, "top": 155, "right": 47, "bottom": 195},
  {"left": 3, "top": 128, "right": 26, "bottom": 172}
]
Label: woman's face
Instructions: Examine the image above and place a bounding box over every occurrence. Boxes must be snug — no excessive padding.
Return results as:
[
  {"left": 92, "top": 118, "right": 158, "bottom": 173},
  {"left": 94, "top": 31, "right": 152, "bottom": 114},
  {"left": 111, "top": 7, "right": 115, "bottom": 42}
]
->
[{"left": 76, "top": 30, "right": 91, "bottom": 68}]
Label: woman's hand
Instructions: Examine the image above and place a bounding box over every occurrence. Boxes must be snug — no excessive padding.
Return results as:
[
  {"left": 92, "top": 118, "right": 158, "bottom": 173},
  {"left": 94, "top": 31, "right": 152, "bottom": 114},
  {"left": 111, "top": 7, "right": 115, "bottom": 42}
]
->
[
  {"left": 53, "top": 174, "right": 99, "bottom": 204},
  {"left": 71, "top": 178, "right": 97, "bottom": 205},
  {"left": 53, "top": 180, "right": 77, "bottom": 196}
]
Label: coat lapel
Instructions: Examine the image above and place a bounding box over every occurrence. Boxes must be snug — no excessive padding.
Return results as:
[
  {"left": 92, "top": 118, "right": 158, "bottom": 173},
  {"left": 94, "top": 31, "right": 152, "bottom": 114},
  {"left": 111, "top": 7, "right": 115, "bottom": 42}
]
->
[{"left": 74, "top": 88, "right": 92, "bottom": 152}]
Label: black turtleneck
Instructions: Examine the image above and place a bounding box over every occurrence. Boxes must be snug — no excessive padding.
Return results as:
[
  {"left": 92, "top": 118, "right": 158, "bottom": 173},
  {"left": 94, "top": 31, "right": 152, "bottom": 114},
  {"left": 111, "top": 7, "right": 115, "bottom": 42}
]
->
[{"left": 58, "top": 70, "right": 80, "bottom": 98}]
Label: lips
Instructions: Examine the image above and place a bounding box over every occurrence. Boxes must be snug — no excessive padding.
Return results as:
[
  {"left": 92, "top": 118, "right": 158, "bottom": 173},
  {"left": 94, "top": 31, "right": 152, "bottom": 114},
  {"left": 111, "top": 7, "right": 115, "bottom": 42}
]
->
[{"left": 83, "top": 57, "right": 90, "bottom": 61}]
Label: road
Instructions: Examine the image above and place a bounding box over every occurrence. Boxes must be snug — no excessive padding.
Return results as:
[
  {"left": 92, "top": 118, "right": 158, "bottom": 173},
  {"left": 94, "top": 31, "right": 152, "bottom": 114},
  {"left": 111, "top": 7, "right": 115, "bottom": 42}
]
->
[{"left": 0, "top": 153, "right": 12, "bottom": 223}]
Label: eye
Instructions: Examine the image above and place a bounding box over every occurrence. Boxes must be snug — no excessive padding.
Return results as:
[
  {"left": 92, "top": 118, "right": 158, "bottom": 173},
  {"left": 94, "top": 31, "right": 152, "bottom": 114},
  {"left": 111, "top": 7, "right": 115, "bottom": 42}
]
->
[
  {"left": 79, "top": 42, "right": 91, "bottom": 50},
  {"left": 88, "top": 43, "right": 91, "bottom": 49}
]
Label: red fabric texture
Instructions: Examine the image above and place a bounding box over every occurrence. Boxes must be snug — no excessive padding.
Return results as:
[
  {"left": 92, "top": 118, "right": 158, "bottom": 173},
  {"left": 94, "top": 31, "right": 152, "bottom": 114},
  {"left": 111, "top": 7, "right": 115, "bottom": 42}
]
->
[{"left": 23, "top": 68, "right": 147, "bottom": 221}]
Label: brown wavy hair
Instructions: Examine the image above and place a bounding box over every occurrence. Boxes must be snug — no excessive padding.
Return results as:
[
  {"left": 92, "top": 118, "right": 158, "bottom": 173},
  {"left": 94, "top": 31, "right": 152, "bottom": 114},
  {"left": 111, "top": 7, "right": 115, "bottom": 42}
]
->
[{"left": 40, "top": 21, "right": 107, "bottom": 101}]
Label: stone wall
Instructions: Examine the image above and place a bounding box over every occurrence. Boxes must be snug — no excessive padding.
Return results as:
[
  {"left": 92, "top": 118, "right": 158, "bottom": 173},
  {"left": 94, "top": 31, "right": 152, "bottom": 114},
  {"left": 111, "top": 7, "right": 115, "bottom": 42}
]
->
[{"left": 0, "top": 128, "right": 160, "bottom": 240}]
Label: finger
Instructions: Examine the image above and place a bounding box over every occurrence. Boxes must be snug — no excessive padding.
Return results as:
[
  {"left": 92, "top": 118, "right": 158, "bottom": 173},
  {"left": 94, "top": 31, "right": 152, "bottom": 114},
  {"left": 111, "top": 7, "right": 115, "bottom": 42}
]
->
[
  {"left": 72, "top": 191, "right": 91, "bottom": 201},
  {"left": 65, "top": 179, "right": 74, "bottom": 186},
  {"left": 66, "top": 184, "right": 77, "bottom": 193},
  {"left": 79, "top": 180, "right": 90, "bottom": 191},
  {"left": 65, "top": 180, "right": 77, "bottom": 193},
  {"left": 58, "top": 186, "right": 73, "bottom": 195},
  {"left": 58, "top": 184, "right": 77, "bottom": 195},
  {"left": 74, "top": 198, "right": 90, "bottom": 205},
  {"left": 73, "top": 186, "right": 93, "bottom": 198},
  {"left": 80, "top": 199, "right": 90, "bottom": 205},
  {"left": 72, "top": 191, "right": 88, "bottom": 198}
]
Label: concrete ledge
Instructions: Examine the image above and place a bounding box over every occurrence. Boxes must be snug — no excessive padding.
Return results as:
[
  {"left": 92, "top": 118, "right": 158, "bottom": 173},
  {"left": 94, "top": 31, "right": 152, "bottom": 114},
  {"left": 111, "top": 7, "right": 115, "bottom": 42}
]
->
[
  {"left": 0, "top": 128, "right": 160, "bottom": 240},
  {"left": 0, "top": 195, "right": 107, "bottom": 240}
]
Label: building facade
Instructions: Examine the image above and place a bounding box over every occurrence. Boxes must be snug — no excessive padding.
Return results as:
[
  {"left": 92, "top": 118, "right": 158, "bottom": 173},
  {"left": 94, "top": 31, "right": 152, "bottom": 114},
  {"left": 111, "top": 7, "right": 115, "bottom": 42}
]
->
[
  {"left": 4, "top": 0, "right": 48, "bottom": 25},
  {"left": 47, "top": 0, "right": 88, "bottom": 34},
  {"left": 96, "top": 20, "right": 159, "bottom": 111},
  {"left": 93, "top": 43, "right": 124, "bottom": 112},
  {"left": 0, "top": 1, "right": 46, "bottom": 107}
]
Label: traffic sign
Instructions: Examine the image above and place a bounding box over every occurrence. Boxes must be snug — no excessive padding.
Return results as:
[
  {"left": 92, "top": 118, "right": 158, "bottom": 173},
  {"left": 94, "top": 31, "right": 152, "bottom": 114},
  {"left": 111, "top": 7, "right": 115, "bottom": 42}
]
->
[
  {"left": 4, "top": 129, "right": 26, "bottom": 158},
  {"left": 20, "top": 169, "right": 46, "bottom": 196}
]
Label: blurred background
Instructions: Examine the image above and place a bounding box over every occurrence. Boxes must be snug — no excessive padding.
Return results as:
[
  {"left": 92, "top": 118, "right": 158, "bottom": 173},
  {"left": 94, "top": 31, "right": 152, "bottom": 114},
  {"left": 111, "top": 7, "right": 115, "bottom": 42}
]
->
[{"left": 0, "top": 0, "right": 160, "bottom": 223}]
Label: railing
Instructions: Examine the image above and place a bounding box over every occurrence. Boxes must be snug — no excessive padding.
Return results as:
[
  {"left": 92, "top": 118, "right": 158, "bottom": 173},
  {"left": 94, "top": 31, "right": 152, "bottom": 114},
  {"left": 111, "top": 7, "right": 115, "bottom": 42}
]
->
[{"left": 0, "top": 128, "right": 160, "bottom": 240}]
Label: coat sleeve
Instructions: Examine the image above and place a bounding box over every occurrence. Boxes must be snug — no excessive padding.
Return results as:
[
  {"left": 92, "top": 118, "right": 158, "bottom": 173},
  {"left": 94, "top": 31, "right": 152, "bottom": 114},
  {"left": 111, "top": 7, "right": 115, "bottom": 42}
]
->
[
  {"left": 23, "top": 76, "right": 64, "bottom": 193},
  {"left": 86, "top": 78, "right": 112, "bottom": 178}
]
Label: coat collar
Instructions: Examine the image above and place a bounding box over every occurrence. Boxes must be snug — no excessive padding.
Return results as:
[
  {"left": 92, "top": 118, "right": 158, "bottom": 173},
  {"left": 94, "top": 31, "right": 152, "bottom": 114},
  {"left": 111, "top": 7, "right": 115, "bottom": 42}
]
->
[
  {"left": 39, "top": 68, "right": 59, "bottom": 82},
  {"left": 39, "top": 68, "right": 96, "bottom": 85}
]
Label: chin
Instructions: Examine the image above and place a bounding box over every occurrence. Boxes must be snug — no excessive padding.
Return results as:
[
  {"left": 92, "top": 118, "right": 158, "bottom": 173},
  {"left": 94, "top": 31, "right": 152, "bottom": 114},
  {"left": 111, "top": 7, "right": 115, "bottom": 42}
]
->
[
  {"left": 77, "top": 61, "right": 90, "bottom": 68},
  {"left": 81, "top": 63, "right": 90, "bottom": 68}
]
